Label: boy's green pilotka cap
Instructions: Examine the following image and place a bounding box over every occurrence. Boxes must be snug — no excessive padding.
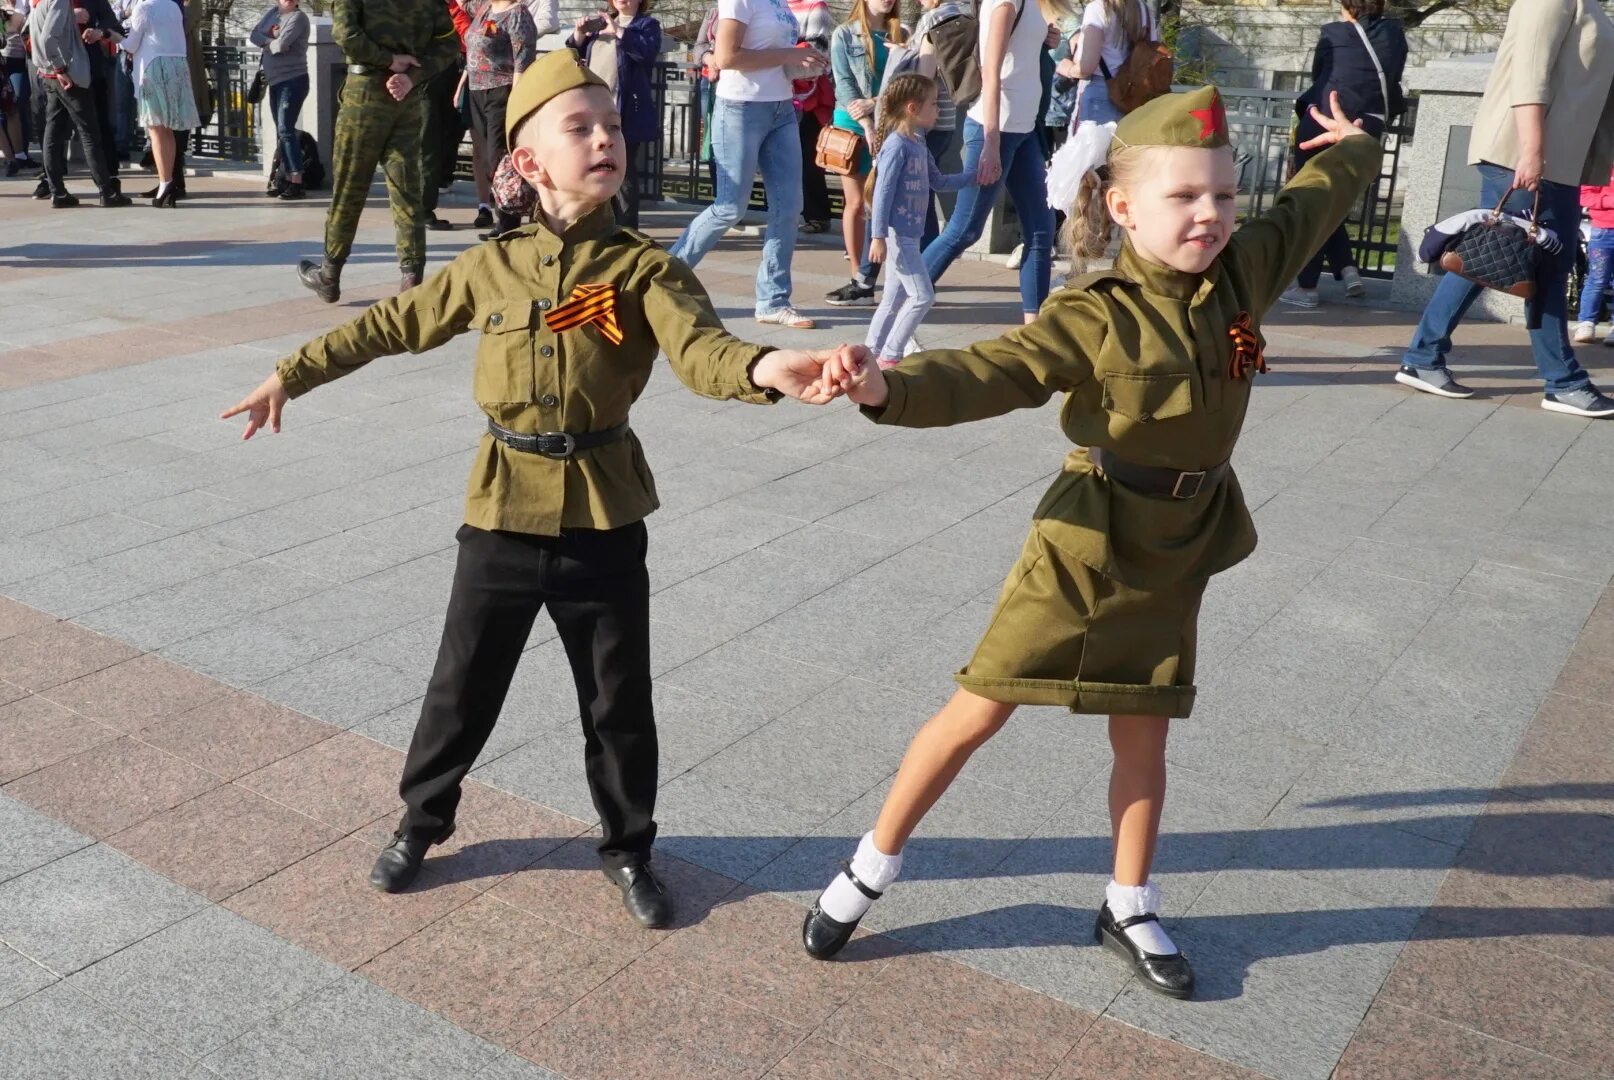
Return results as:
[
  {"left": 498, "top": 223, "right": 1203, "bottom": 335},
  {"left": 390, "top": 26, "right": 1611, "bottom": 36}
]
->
[
  {"left": 1113, "top": 85, "right": 1231, "bottom": 151},
  {"left": 505, "top": 48, "right": 610, "bottom": 143}
]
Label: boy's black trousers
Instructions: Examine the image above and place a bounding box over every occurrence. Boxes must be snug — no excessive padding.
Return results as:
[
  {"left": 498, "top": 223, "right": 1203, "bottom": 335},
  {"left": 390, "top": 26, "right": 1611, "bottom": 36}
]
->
[{"left": 398, "top": 522, "right": 657, "bottom": 870}]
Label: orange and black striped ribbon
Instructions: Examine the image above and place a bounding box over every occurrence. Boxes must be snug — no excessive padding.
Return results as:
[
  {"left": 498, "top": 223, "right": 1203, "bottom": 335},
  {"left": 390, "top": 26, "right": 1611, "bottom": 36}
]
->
[
  {"left": 544, "top": 283, "right": 623, "bottom": 345},
  {"left": 1227, "top": 311, "right": 1267, "bottom": 380}
]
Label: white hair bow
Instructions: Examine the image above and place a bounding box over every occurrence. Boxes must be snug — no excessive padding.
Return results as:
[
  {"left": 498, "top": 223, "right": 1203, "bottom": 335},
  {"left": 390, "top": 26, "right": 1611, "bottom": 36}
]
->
[{"left": 1046, "top": 121, "right": 1116, "bottom": 211}]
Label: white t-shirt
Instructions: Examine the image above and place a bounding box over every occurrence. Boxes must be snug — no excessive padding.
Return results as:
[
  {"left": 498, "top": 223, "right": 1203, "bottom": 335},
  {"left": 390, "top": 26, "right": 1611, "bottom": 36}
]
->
[
  {"left": 1079, "top": 0, "right": 1153, "bottom": 80},
  {"left": 966, "top": 0, "right": 1049, "bottom": 134},
  {"left": 716, "top": 0, "right": 799, "bottom": 103}
]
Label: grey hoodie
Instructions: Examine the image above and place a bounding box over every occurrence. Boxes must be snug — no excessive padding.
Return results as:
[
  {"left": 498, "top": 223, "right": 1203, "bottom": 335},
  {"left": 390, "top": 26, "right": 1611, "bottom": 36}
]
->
[
  {"left": 27, "top": 0, "right": 90, "bottom": 88},
  {"left": 249, "top": 5, "right": 310, "bottom": 87}
]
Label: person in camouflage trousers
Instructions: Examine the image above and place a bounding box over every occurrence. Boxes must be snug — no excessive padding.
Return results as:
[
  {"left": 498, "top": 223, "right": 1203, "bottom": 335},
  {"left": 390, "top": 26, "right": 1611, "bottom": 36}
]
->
[{"left": 298, "top": 0, "right": 460, "bottom": 303}]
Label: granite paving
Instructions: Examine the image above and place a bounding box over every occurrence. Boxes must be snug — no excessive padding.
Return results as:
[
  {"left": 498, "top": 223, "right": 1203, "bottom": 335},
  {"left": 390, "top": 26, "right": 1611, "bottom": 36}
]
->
[{"left": 1, "top": 165, "right": 1611, "bottom": 1078}]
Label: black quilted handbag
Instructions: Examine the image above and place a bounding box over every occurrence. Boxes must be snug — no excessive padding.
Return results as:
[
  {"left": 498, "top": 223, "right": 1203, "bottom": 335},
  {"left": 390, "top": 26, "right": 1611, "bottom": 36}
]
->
[{"left": 1438, "top": 188, "right": 1542, "bottom": 300}]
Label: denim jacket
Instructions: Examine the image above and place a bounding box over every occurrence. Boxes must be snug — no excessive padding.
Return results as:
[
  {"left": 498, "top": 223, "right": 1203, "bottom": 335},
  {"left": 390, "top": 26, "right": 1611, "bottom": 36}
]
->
[{"left": 829, "top": 20, "right": 906, "bottom": 109}]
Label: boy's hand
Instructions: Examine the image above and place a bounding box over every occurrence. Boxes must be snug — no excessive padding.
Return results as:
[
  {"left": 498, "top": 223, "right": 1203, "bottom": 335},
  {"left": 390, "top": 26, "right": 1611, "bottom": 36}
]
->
[
  {"left": 220, "top": 373, "right": 291, "bottom": 440},
  {"left": 821, "top": 345, "right": 888, "bottom": 408},
  {"left": 1298, "top": 90, "right": 1368, "bottom": 151},
  {"left": 751, "top": 349, "right": 845, "bottom": 405},
  {"left": 869, "top": 238, "right": 886, "bottom": 264}
]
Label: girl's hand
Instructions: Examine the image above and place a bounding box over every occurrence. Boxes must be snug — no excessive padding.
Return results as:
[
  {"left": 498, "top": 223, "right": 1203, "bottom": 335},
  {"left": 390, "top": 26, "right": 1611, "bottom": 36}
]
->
[
  {"left": 821, "top": 345, "right": 888, "bottom": 407},
  {"left": 220, "top": 373, "right": 291, "bottom": 440},
  {"left": 1055, "top": 57, "right": 1080, "bottom": 80},
  {"left": 848, "top": 97, "right": 874, "bottom": 121},
  {"left": 869, "top": 237, "right": 886, "bottom": 264},
  {"left": 751, "top": 349, "right": 845, "bottom": 405},
  {"left": 1297, "top": 90, "right": 1367, "bottom": 151},
  {"left": 976, "top": 135, "right": 1002, "bottom": 186}
]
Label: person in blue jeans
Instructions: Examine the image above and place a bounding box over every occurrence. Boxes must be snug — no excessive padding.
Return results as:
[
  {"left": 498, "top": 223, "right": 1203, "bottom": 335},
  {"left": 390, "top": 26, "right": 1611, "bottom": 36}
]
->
[
  {"left": 1573, "top": 169, "right": 1614, "bottom": 344},
  {"left": 923, "top": 0, "right": 1057, "bottom": 322},
  {"left": 670, "top": 0, "right": 827, "bottom": 330},
  {"left": 250, "top": 0, "right": 310, "bottom": 200},
  {"left": 864, "top": 73, "right": 974, "bottom": 366},
  {"left": 1399, "top": 163, "right": 1614, "bottom": 417}
]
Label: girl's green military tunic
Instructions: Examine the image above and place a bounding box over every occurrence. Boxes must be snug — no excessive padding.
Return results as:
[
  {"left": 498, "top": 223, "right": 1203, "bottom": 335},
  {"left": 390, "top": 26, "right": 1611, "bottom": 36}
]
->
[{"left": 864, "top": 134, "right": 1384, "bottom": 718}]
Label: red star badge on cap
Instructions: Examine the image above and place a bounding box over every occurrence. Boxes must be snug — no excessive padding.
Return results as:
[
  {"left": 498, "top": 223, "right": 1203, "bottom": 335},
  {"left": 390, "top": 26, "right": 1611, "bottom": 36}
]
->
[{"left": 1189, "top": 91, "right": 1228, "bottom": 143}]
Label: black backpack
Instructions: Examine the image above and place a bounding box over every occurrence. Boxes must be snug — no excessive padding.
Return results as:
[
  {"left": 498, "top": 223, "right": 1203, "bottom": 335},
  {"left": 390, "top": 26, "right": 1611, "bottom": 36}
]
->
[{"left": 271, "top": 130, "right": 325, "bottom": 190}]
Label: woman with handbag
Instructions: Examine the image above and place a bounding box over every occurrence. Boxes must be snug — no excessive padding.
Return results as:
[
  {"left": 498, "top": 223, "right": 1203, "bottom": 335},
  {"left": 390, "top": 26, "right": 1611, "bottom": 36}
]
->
[
  {"left": 822, "top": 0, "right": 906, "bottom": 307},
  {"left": 1055, "top": 0, "right": 1147, "bottom": 129},
  {"left": 568, "top": 0, "right": 662, "bottom": 229},
  {"left": 119, "top": 0, "right": 198, "bottom": 207},
  {"left": 249, "top": 0, "right": 310, "bottom": 201},
  {"left": 1277, "top": 0, "right": 1404, "bottom": 308},
  {"left": 668, "top": 0, "right": 828, "bottom": 329},
  {"left": 1398, "top": 0, "right": 1614, "bottom": 418}
]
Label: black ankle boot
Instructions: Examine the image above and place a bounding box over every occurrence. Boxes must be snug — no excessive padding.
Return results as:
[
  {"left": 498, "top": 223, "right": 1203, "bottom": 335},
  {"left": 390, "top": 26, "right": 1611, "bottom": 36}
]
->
[
  {"left": 297, "top": 258, "right": 341, "bottom": 303},
  {"left": 277, "top": 181, "right": 305, "bottom": 201},
  {"left": 1094, "top": 902, "right": 1194, "bottom": 999},
  {"left": 368, "top": 823, "right": 456, "bottom": 893}
]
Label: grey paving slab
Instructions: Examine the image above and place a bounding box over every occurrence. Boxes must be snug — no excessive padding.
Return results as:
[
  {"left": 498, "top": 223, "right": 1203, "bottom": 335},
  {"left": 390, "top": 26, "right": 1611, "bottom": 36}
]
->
[
  {"left": 252, "top": 652, "right": 426, "bottom": 730},
  {"left": 67, "top": 908, "right": 346, "bottom": 1059},
  {"left": 0, "top": 983, "right": 196, "bottom": 1080},
  {"left": 0, "top": 844, "right": 206, "bottom": 975},
  {"left": 197, "top": 975, "right": 500, "bottom": 1079},
  {"left": 2, "top": 564, "right": 161, "bottom": 620},
  {"left": 194, "top": 504, "right": 343, "bottom": 559},
  {"left": 471, "top": 727, "right": 602, "bottom": 825},
  {"left": 653, "top": 772, "right": 825, "bottom": 880},
  {"left": 0, "top": 792, "right": 94, "bottom": 886},
  {"left": 658, "top": 639, "right": 842, "bottom": 723},
  {"left": 158, "top": 621, "right": 336, "bottom": 688},
  {"left": 475, "top": 1053, "right": 565, "bottom": 1080},
  {"left": 75, "top": 560, "right": 331, "bottom": 652},
  {"left": 0, "top": 945, "right": 57, "bottom": 1009},
  {"left": 649, "top": 548, "right": 837, "bottom": 639}
]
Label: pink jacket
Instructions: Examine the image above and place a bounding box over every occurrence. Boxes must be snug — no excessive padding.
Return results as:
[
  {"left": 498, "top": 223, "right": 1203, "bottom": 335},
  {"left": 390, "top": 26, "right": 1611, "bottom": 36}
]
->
[{"left": 1581, "top": 169, "right": 1614, "bottom": 230}]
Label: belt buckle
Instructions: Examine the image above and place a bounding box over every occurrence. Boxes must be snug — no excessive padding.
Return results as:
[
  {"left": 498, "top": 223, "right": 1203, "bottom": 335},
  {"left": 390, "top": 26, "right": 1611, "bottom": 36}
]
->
[
  {"left": 537, "top": 432, "right": 576, "bottom": 459},
  {"left": 1171, "top": 470, "right": 1206, "bottom": 499}
]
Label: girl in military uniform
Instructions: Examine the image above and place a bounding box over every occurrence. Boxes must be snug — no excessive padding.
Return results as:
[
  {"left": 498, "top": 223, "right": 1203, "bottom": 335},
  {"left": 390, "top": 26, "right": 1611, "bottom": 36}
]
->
[{"left": 801, "top": 86, "right": 1383, "bottom": 998}]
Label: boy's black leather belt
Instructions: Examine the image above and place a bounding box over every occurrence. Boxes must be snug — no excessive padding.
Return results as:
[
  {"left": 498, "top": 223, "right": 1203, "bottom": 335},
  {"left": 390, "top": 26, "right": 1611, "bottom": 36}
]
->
[
  {"left": 487, "top": 419, "right": 629, "bottom": 459},
  {"left": 1090, "top": 447, "right": 1229, "bottom": 500},
  {"left": 347, "top": 63, "right": 390, "bottom": 76}
]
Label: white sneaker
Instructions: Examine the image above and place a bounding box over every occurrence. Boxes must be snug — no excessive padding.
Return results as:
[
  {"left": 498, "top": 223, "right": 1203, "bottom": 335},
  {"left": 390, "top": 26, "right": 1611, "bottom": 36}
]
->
[
  {"left": 902, "top": 335, "right": 922, "bottom": 356},
  {"left": 755, "top": 306, "right": 816, "bottom": 329},
  {"left": 1341, "top": 266, "right": 1366, "bottom": 298},
  {"left": 1005, "top": 243, "right": 1024, "bottom": 270},
  {"left": 1279, "top": 286, "right": 1320, "bottom": 309},
  {"left": 1573, "top": 321, "right": 1598, "bottom": 343}
]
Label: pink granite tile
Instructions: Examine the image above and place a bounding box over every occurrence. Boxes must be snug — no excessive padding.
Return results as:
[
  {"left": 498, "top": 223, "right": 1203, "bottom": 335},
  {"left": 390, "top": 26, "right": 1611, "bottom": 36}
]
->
[
  {"left": 0, "top": 598, "right": 57, "bottom": 641},
  {"left": 764, "top": 1034, "right": 910, "bottom": 1080},
  {"left": 0, "top": 695, "right": 119, "bottom": 783},
  {"left": 109, "top": 783, "right": 342, "bottom": 901},
  {"left": 359, "top": 895, "right": 629, "bottom": 1046},
  {"left": 224, "top": 835, "right": 476, "bottom": 970},
  {"left": 516, "top": 964, "right": 805, "bottom": 1080},
  {"left": 1335, "top": 1000, "right": 1597, "bottom": 1080},
  {"left": 1051, "top": 1017, "right": 1265, "bottom": 1079},
  {"left": 3, "top": 736, "right": 221, "bottom": 837},
  {"left": 43, "top": 654, "right": 233, "bottom": 733},
  {"left": 817, "top": 952, "right": 1097, "bottom": 1079},
  {"left": 1502, "top": 693, "right": 1614, "bottom": 796},
  {"left": 0, "top": 622, "right": 140, "bottom": 692},
  {"left": 141, "top": 691, "right": 337, "bottom": 780},
  {"left": 237, "top": 731, "right": 404, "bottom": 831}
]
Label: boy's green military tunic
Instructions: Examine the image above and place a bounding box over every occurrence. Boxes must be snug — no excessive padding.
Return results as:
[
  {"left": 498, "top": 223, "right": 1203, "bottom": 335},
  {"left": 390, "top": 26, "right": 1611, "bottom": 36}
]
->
[
  {"left": 325, "top": 0, "right": 462, "bottom": 274},
  {"left": 279, "top": 204, "right": 779, "bottom": 532},
  {"left": 864, "top": 97, "right": 1384, "bottom": 718}
]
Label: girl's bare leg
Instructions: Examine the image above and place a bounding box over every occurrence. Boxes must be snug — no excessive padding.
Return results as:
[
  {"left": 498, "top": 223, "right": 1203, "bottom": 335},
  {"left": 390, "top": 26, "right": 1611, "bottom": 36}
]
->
[
  {"left": 872, "top": 688, "right": 1016, "bottom": 853},
  {"left": 1107, "top": 713, "right": 1169, "bottom": 885},
  {"left": 839, "top": 171, "right": 867, "bottom": 271}
]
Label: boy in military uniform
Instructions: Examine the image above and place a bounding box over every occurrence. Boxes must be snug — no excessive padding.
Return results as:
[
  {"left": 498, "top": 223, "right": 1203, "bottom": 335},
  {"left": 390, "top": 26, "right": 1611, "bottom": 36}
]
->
[
  {"left": 225, "top": 50, "right": 846, "bottom": 928},
  {"left": 298, "top": 0, "right": 461, "bottom": 303},
  {"left": 801, "top": 88, "right": 1383, "bottom": 998}
]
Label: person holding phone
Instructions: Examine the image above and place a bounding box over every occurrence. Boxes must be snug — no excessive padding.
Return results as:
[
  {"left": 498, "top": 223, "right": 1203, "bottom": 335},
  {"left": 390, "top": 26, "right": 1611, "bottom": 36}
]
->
[{"left": 568, "top": 0, "right": 661, "bottom": 228}]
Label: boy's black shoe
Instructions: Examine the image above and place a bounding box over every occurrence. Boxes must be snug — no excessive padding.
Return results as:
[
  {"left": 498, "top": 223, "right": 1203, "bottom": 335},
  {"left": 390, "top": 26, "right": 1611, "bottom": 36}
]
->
[
  {"left": 825, "top": 280, "right": 876, "bottom": 307},
  {"left": 1095, "top": 902, "right": 1194, "bottom": 999},
  {"left": 278, "top": 182, "right": 306, "bottom": 201},
  {"left": 368, "top": 823, "right": 456, "bottom": 893},
  {"left": 6, "top": 157, "right": 42, "bottom": 177},
  {"left": 425, "top": 213, "right": 453, "bottom": 230},
  {"left": 472, "top": 206, "right": 494, "bottom": 229},
  {"left": 51, "top": 193, "right": 79, "bottom": 208},
  {"left": 33, "top": 178, "right": 51, "bottom": 199},
  {"left": 297, "top": 258, "right": 341, "bottom": 303},
  {"left": 100, "top": 192, "right": 132, "bottom": 208},
  {"left": 603, "top": 863, "right": 673, "bottom": 929}
]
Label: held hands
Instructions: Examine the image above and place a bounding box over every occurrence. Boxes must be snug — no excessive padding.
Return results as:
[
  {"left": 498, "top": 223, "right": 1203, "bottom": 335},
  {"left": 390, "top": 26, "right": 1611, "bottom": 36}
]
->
[
  {"left": 868, "top": 237, "right": 886, "bottom": 265},
  {"left": 818, "top": 346, "right": 888, "bottom": 408},
  {"left": 1297, "top": 90, "right": 1369, "bottom": 152},
  {"left": 220, "top": 373, "right": 291, "bottom": 440},
  {"left": 750, "top": 349, "right": 851, "bottom": 405}
]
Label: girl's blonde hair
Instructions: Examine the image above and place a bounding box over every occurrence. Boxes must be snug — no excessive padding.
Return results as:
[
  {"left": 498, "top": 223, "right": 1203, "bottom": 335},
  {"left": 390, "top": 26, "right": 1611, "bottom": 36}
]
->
[
  {"left": 1098, "top": 0, "right": 1144, "bottom": 42},
  {"left": 1061, "top": 142, "right": 1151, "bottom": 268},
  {"left": 848, "top": 0, "right": 908, "bottom": 64},
  {"left": 865, "top": 73, "right": 938, "bottom": 197}
]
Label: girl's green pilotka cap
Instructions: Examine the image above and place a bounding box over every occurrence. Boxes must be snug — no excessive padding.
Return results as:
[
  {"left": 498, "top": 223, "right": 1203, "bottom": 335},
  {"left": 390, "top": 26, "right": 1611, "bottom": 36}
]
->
[
  {"left": 1113, "top": 86, "right": 1231, "bottom": 151},
  {"left": 505, "top": 49, "right": 610, "bottom": 143}
]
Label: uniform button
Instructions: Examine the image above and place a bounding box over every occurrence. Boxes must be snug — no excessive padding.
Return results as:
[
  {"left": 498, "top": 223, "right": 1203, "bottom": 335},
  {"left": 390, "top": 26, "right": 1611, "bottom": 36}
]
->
[
  {"left": 540, "top": 394, "right": 559, "bottom": 407},
  {"left": 542, "top": 255, "right": 555, "bottom": 266},
  {"left": 539, "top": 345, "right": 554, "bottom": 358},
  {"left": 488, "top": 312, "right": 502, "bottom": 326},
  {"left": 537, "top": 298, "right": 552, "bottom": 311}
]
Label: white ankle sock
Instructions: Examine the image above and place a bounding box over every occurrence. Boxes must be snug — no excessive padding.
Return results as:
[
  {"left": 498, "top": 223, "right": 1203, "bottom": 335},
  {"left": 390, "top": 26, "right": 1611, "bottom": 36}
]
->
[
  {"left": 818, "top": 832, "right": 902, "bottom": 923},
  {"left": 1106, "top": 880, "right": 1178, "bottom": 956}
]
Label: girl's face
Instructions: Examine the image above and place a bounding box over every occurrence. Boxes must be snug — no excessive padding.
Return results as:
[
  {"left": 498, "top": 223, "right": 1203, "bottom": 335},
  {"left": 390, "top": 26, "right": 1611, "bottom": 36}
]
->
[
  {"left": 866, "top": 0, "right": 897, "bottom": 19},
  {"left": 1107, "top": 146, "right": 1237, "bottom": 274},
  {"left": 909, "top": 88, "right": 939, "bottom": 130}
]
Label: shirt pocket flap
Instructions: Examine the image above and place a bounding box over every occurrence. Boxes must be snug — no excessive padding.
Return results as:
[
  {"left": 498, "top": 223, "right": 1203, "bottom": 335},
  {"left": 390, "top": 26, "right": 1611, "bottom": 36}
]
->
[
  {"left": 472, "top": 301, "right": 535, "bottom": 334},
  {"left": 1101, "top": 372, "right": 1194, "bottom": 423}
]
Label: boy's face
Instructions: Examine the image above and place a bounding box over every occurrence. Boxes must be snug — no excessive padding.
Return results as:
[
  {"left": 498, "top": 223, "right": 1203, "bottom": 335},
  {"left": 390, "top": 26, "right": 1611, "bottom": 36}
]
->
[
  {"left": 1108, "top": 146, "right": 1237, "bottom": 274},
  {"left": 510, "top": 85, "right": 626, "bottom": 209}
]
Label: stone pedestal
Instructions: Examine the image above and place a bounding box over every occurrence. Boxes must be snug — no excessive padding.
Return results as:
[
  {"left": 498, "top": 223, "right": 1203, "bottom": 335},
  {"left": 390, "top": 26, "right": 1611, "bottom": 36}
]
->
[
  {"left": 1390, "top": 53, "right": 1525, "bottom": 323},
  {"left": 256, "top": 16, "right": 343, "bottom": 181}
]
